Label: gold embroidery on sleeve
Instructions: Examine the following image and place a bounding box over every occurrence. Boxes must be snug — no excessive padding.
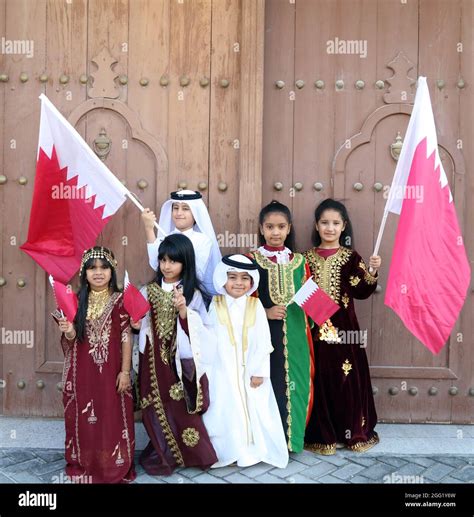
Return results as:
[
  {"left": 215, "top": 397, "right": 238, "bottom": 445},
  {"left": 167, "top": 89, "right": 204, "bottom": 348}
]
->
[
  {"left": 349, "top": 275, "right": 361, "bottom": 286},
  {"left": 364, "top": 271, "right": 378, "bottom": 285}
]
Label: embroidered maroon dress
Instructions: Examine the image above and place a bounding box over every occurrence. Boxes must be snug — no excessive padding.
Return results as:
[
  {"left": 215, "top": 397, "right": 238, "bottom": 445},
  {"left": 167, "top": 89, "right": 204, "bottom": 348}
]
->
[
  {"left": 61, "top": 292, "right": 136, "bottom": 483},
  {"left": 138, "top": 282, "right": 217, "bottom": 476},
  {"left": 303, "top": 246, "right": 379, "bottom": 454}
]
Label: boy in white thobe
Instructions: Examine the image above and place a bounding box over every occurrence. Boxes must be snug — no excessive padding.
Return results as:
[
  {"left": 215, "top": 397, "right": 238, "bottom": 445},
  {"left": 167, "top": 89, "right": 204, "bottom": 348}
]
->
[{"left": 203, "top": 254, "right": 288, "bottom": 468}]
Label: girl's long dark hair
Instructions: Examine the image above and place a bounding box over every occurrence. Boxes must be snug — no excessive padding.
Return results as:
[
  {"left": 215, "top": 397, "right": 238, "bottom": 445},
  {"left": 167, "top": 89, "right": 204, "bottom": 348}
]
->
[
  {"left": 258, "top": 200, "right": 296, "bottom": 251},
  {"left": 312, "top": 198, "right": 354, "bottom": 248},
  {"left": 154, "top": 233, "right": 204, "bottom": 305},
  {"left": 74, "top": 247, "right": 120, "bottom": 343}
]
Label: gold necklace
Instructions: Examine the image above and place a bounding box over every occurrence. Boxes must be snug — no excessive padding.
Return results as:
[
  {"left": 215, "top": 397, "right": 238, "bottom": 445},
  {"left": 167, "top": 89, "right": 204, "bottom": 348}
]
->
[{"left": 87, "top": 289, "right": 110, "bottom": 320}]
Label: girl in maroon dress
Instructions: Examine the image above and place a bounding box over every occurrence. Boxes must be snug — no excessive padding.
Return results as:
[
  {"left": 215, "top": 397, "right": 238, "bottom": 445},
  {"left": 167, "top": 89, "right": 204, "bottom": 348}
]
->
[
  {"left": 137, "top": 233, "right": 217, "bottom": 476},
  {"left": 304, "top": 199, "right": 382, "bottom": 455},
  {"left": 57, "top": 246, "right": 136, "bottom": 483}
]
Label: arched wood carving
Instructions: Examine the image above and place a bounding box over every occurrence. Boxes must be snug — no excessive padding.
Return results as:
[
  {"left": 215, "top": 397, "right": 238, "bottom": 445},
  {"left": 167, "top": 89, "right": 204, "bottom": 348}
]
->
[{"left": 68, "top": 98, "right": 168, "bottom": 176}]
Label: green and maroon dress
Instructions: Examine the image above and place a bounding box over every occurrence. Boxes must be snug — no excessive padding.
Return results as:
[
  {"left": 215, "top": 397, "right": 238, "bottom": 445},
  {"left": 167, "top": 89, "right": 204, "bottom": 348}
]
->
[{"left": 250, "top": 247, "right": 314, "bottom": 453}]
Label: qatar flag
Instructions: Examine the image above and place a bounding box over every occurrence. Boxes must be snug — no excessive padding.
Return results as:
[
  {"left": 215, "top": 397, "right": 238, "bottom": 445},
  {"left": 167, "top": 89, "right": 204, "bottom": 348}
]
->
[
  {"left": 292, "top": 277, "right": 340, "bottom": 326},
  {"left": 123, "top": 271, "right": 150, "bottom": 322},
  {"left": 20, "top": 94, "right": 129, "bottom": 283},
  {"left": 384, "top": 77, "right": 471, "bottom": 354},
  {"left": 48, "top": 275, "right": 78, "bottom": 323}
]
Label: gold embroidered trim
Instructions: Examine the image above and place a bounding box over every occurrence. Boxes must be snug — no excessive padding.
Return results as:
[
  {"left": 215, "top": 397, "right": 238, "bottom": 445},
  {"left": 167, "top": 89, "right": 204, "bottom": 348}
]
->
[
  {"left": 214, "top": 295, "right": 257, "bottom": 354},
  {"left": 283, "top": 318, "right": 292, "bottom": 450},
  {"left": 342, "top": 293, "right": 349, "bottom": 309},
  {"left": 214, "top": 295, "right": 257, "bottom": 444},
  {"left": 253, "top": 252, "right": 303, "bottom": 306},
  {"left": 145, "top": 324, "right": 184, "bottom": 466},
  {"left": 304, "top": 247, "right": 352, "bottom": 304},
  {"left": 364, "top": 270, "right": 378, "bottom": 285},
  {"left": 169, "top": 382, "right": 184, "bottom": 401},
  {"left": 349, "top": 275, "right": 361, "bottom": 286},
  {"left": 347, "top": 433, "right": 380, "bottom": 452},
  {"left": 140, "top": 394, "right": 153, "bottom": 409},
  {"left": 342, "top": 359, "right": 352, "bottom": 376},
  {"left": 182, "top": 427, "right": 200, "bottom": 448},
  {"left": 305, "top": 442, "right": 337, "bottom": 455},
  {"left": 86, "top": 292, "right": 120, "bottom": 373},
  {"left": 147, "top": 283, "right": 178, "bottom": 343},
  {"left": 147, "top": 283, "right": 178, "bottom": 365}
]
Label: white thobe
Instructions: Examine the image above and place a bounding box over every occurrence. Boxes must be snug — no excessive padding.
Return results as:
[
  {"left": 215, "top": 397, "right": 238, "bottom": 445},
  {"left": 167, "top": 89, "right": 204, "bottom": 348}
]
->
[{"left": 203, "top": 294, "right": 289, "bottom": 468}]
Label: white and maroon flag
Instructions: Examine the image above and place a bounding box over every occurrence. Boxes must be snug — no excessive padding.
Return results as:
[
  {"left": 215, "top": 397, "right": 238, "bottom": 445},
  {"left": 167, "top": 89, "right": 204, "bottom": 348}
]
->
[
  {"left": 20, "top": 94, "right": 130, "bottom": 283},
  {"left": 123, "top": 271, "right": 150, "bottom": 322},
  {"left": 384, "top": 77, "right": 471, "bottom": 354},
  {"left": 291, "top": 277, "right": 339, "bottom": 326},
  {"left": 48, "top": 275, "right": 78, "bottom": 323}
]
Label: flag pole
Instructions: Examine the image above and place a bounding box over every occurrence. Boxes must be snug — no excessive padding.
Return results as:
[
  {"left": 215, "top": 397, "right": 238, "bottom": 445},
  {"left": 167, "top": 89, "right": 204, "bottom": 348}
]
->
[
  {"left": 372, "top": 208, "right": 390, "bottom": 258},
  {"left": 125, "top": 191, "right": 168, "bottom": 237}
]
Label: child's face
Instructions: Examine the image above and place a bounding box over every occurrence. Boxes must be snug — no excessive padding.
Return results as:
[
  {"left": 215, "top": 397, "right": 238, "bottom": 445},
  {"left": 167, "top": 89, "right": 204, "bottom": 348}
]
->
[
  {"left": 172, "top": 202, "right": 195, "bottom": 231},
  {"left": 259, "top": 212, "right": 291, "bottom": 248},
  {"left": 224, "top": 271, "right": 253, "bottom": 298},
  {"left": 160, "top": 255, "right": 183, "bottom": 283},
  {"left": 315, "top": 209, "right": 346, "bottom": 248},
  {"left": 86, "top": 259, "right": 112, "bottom": 291}
]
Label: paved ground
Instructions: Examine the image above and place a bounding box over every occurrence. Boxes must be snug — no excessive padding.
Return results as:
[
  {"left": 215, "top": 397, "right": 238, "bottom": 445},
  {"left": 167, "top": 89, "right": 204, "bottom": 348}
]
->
[
  {"left": 0, "top": 419, "right": 473, "bottom": 484},
  {"left": 0, "top": 447, "right": 473, "bottom": 484}
]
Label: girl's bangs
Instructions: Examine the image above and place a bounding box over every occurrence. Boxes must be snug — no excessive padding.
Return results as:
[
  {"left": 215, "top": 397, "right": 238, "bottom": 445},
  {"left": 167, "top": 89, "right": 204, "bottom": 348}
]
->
[
  {"left": 85, "top": 257, "right": 111, "bottom": 269},
  {"left": 158, "top": 240, "right": 183, "bottom": 263}
]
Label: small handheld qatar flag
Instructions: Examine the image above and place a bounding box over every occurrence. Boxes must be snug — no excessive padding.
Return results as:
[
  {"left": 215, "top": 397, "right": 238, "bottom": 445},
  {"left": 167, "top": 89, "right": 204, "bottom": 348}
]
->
[
  {"left": 48, "top": 275, "right": 78, "bottom": 322},
  {"left": 291, "top": 277, "right": 339, "bottom": 326},
  {"left": 123, "top": 271, "right": 150, "bottom": 322}
]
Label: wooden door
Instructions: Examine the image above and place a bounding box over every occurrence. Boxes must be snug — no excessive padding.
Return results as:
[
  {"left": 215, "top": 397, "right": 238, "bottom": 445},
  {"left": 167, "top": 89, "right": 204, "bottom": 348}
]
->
[
  {"left": 0, "top": 0, "right": 264, "bottom": 417},
  {"left": 263, "top": 0, "right": 473, "bottom": 423}
]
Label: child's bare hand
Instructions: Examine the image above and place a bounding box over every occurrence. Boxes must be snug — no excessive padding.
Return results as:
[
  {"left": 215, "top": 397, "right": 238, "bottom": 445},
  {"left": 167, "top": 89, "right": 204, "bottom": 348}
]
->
[
  {"left": 368, "top": 255, "right": 381, "bottom": 273},
  {"left": 141, "top": 208, "right": 156, "bottom": 230},
  {"left": 250, "top": 376, "right": 263, "bottom": 388},
  {"left": 265, "top": 305, "right": 286, "bottom": 320},
  {"left": 116, "top": 372, "right": 131, "bottom": 393},
  {"left": 173, "top": 285, "right": 187, "bottom": 319},
  {"left": 58, "top": 318, "right": 76, "bottom": 340},
  {"left": 130, "top": 318, "right": 142, "bottom": 330}
]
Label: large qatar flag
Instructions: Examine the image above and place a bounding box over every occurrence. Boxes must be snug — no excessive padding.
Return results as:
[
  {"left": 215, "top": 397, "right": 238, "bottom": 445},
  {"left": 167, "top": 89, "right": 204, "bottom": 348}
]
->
[
  {"left": 384, "top": 77, "right": 471, "bottom": 354},
  {"left": 20, "top": 95, "right": 129, "bottom": 283}
]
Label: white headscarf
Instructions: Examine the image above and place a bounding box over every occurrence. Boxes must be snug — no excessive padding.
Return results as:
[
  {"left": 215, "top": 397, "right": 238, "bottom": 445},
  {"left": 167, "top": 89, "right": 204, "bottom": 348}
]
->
[
  {"left": 158, "top": 190, "right": 222, "bottom": 294},
  {"left": 213, "top": 254, "right": 260, "bottom": 296}
]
